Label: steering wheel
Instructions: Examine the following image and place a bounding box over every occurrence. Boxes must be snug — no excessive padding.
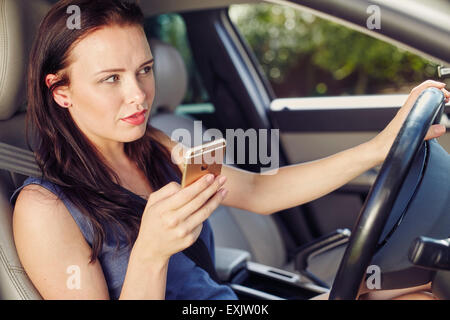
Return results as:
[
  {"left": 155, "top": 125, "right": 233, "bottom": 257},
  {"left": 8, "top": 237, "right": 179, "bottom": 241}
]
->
[{"left": 329, "top": 87, "right": 446, "bottom": 300}]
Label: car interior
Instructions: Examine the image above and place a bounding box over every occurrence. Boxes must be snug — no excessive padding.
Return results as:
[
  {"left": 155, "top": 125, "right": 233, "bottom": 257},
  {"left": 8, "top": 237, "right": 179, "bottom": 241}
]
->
[{"left": 1, "top": 0, "right": 449, "bottom": 300}]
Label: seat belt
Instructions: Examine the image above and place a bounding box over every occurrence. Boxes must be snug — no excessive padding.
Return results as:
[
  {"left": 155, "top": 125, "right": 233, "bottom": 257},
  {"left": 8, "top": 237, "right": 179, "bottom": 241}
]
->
[
  {"left": 0, "top": 142, "right": 41, "bottom": 178},
  {"left": 0, "top": 141, "right": 222, "bottom": 283}
]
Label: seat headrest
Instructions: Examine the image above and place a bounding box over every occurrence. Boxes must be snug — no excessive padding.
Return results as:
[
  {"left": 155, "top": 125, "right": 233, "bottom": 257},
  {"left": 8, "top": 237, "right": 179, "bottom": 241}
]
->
[
  {"left": 149, "top": 38, "right": 188, "bottom": 115},
  {"left": 0, "top": 0, "right": 51, "bottom": 121}
]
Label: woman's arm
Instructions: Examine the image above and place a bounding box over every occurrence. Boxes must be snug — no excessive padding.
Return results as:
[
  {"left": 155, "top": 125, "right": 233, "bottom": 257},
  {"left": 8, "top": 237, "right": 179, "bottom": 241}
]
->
[
  {"left": 216, "top": 142, "right": 380, "bottom": 214},
  {"left": 245, "top": 81, "right": 449, "bottom": 215},
  {"left": 160, "top": 81, "right": 448, "bottom": 216},
  {"left": 119, "top": 243, "right": 169, "bottom": 299}
]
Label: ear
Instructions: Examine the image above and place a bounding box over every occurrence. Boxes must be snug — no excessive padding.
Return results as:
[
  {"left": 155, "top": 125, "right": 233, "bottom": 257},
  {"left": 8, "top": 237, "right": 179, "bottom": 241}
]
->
[{"left": 45, "top": 74, "right": 72, "bottom": 108}]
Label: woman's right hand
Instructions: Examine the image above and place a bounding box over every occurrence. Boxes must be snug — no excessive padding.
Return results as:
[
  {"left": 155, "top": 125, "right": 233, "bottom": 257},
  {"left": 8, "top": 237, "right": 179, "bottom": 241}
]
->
[{"left": 133, "top": 174, "right": 228, "bottom": 264}]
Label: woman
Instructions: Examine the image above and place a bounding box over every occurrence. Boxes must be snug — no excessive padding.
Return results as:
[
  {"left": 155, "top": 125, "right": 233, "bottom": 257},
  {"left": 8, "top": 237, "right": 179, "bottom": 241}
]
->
[{"left": 10, "top": 0, "right": 449, "bottom": 300}]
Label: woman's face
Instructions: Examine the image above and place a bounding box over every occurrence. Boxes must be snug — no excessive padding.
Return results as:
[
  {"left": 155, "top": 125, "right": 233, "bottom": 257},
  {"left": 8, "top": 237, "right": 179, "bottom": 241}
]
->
[{"left": 57, "top": 24, "right": 155, "bottom": 149}]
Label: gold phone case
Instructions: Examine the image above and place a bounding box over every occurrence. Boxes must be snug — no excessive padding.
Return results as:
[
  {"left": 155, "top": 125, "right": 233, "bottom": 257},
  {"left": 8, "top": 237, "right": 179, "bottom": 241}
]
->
[{"left": 181, "top": 138, "right": 226, "bottom": 188}]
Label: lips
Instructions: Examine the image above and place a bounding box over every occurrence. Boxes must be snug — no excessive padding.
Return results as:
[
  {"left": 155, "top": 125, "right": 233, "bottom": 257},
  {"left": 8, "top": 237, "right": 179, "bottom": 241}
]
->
[
  {"left": 122, "top": 109, "right": 146, "bottom": 120},
  {"left": 120, "top": 109, "right": 147, "bottom": 125}
]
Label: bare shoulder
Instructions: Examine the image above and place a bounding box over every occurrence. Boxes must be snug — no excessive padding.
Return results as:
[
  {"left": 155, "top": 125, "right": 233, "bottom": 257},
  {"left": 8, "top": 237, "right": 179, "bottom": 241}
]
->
[
  {"left": 13, "top": 183, "right": 82, "bottom": 231},
  {"left": 16, "top": 182, "right": 62, "bottom": 202},
  {"left": 14, "top": 183, "right": 68, "bottom": 222},
  {"left": 12, "top": 183, "right": 109, "bottom": 299}
]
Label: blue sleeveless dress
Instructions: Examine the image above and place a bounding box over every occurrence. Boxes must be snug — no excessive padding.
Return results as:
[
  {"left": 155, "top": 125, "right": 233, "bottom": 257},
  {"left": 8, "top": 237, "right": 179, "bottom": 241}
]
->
[{"left": 10, "top": 168, "right": 237, "bottom": 300}]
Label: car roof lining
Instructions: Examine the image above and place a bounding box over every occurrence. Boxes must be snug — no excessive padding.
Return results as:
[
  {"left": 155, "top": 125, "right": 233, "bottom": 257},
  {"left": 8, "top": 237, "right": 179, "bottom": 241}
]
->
[
  {"left": 45, "top": 0, "right": 262, "bottom": 16},
  {"left": 43, "top": 0, "right": 450, "bottom": 64}
]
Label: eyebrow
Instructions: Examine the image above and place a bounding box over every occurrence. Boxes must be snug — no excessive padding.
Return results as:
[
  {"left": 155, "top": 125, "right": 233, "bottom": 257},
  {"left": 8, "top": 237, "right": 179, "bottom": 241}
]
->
[{"left": 94, "top": 58, "right": 154, "bottom": 75}]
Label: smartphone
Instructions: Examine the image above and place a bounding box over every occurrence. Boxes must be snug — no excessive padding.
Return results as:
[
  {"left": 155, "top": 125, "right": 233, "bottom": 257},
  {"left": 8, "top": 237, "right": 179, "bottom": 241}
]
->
[{"left": 181, "top": 138, "right": 226, "bottom": 188}]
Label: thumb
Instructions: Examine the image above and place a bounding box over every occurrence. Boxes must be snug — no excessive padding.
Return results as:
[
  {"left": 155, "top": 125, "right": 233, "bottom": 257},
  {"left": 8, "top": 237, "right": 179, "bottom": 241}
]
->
[{"left": 424, "top": 124, "right": 446, "bottom": 141}]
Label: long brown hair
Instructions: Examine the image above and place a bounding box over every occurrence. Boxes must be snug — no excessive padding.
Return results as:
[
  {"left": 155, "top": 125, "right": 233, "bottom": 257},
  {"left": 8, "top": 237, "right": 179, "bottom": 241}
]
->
[{"left": 26, "top": 0, "right": 181, "bottom": 262}]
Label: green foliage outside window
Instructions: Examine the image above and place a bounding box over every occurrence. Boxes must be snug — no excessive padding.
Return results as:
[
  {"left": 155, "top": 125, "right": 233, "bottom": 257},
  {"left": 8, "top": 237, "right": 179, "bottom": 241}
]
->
[{"left": 229, "top": 4, "right": 438, "bottom": 97}]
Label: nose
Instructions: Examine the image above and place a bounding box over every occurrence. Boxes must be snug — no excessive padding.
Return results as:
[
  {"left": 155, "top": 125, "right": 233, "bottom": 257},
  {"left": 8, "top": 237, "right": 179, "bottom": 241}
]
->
[{"left": 125, "top": 76, "right": 147, "bottom": 108}]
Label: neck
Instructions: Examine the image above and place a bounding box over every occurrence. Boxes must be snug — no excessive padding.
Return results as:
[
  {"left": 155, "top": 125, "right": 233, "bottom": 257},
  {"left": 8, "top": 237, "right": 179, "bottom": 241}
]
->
[{"left": 94, "top": 142, "right": 133, "bottom": 175}]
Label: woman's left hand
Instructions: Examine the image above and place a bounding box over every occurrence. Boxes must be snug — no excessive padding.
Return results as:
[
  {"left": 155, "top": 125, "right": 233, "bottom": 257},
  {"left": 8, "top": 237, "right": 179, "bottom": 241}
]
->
[{"left": 372, "top": 80, "right": 449, "bottom": 163}]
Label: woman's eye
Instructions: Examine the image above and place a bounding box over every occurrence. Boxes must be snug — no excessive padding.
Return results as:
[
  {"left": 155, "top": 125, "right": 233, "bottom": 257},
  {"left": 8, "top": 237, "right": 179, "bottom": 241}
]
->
[
  {"left": 103, "top": 75, "right": 120, "bottom": 83},
  {"left": 139, "top": 65, "right": 153, "bottom": 75}
]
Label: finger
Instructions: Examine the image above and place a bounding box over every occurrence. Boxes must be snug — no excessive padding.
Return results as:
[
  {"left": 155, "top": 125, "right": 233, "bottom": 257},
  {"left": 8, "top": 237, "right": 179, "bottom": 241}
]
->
[
  {"left": 184, "top": 224, "right": 203, "bottom": 248},
  {"left": 168, "top": 173, "right": 216, "bottom": 209},
  {"left": 184, "top": 188, "right": 228, "bottom": 233},
  {"left": 175, "top": 175, "right": 227, "bottom": 222},
  {"left": 146, "top": 181, "right": 180, "bottom": 207},
  {"left": 401, "top": 81, "right": 448, "bottom": 116},
  {"left": 442, "top": 88, "right": 450, "bottom": 102},
  {"left": 424, "top": 124, "right": 446, "bottom": 141},
  {"left": 413, "top": 80, "right": 446, "bottom": 92},
  {"left": 407, "top": 81, "right": 446, "bottom": 104}
]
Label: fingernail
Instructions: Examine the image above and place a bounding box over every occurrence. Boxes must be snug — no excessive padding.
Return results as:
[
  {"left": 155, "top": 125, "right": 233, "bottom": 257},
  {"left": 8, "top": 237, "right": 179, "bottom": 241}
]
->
[
  {"left": 218, "top": 176, "right": 227, "bottom": 185},
  {"left": 221, "top": 189, "right": 228, "bottom": 197},
  {"left": 206, "top": 174, "right": 214, "bottom": 183}
]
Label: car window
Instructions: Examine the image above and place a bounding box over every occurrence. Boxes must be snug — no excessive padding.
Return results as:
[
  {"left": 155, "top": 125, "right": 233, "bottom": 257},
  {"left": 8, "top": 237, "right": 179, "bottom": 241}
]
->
[
  {"left": 229, "top": 3, "right": 438, "bottom": 98},
  {"left": 144, "top": 14, "right": 214, "bottom": 114}
]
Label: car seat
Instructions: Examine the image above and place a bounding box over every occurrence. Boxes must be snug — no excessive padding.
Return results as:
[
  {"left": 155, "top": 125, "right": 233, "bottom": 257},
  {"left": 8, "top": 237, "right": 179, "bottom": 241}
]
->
[{"left": 0, "top": 0, "right": 51, "bottom": 299}]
